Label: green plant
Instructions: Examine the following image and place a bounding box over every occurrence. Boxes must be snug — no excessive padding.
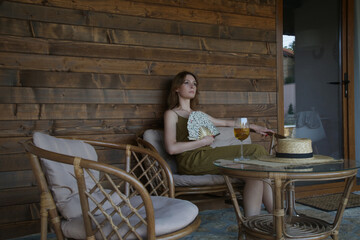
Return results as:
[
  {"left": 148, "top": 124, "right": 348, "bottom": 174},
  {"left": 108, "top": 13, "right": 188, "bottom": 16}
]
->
[
  {"left": 287, "top": 103, "right": 294, "bottom": 115},
  {"left": 284, "top": 76, "right": 294, "bottom": 84}
]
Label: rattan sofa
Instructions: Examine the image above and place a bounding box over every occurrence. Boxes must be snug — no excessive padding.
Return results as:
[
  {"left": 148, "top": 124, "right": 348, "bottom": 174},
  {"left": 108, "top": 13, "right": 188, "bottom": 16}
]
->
[{"left": 137, "top": 127, "right": 278, "bottom": 200}]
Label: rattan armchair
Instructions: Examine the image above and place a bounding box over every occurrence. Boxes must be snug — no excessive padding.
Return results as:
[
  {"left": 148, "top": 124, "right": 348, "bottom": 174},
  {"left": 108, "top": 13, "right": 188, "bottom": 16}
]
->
[{"left": 23, "top": 132, "right": 200, "bottom": 240}]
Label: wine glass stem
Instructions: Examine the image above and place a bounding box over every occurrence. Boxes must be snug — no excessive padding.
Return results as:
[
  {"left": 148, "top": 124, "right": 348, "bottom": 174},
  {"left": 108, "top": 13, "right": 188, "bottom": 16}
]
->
[{"left": 240, "top": 141, "right": 244, "bottom": 160}]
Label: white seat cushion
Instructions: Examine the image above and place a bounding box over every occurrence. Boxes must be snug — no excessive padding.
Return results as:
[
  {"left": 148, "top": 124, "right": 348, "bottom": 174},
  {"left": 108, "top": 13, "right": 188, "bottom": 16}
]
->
[
  {"left": 33, "top": 132, "right": 121, "bottom": 219},
  {"left": 173, "top": 173, "right": 226, "bottom": 186},
  {"left": 61, "top": 196, "right": 199, "bottom": 239}
]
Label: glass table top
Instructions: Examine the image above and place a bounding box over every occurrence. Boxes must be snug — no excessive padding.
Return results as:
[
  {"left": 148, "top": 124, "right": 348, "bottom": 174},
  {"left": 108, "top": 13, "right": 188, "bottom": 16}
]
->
[{"left": 213, "top": 159, "right": 360, "bottom": 173}]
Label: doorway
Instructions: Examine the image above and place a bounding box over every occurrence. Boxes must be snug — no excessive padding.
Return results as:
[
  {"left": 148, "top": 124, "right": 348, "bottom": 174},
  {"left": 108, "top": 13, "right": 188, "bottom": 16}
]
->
[
  {"left": 283, "top": 0, "right": 342, "bottom": 159},
  {"left": 280, "top": 0, "right": 358, "bottom": 193}
]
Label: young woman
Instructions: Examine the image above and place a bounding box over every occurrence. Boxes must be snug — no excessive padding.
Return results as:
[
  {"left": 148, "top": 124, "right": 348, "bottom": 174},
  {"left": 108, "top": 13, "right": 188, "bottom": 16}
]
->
[{"left": 164, "top": 71, "right": 273, "bottom": 216}]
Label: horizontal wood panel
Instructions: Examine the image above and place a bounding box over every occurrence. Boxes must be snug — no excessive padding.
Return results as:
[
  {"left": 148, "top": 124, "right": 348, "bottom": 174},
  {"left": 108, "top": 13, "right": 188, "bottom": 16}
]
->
[
  {"left": 0, "top": 87, "right": 275, "bottom": 104},
  {"left": 14, "top": 70, "right": 276, "bottom": 91},
  {"left": 32, "top": 21, "right": 109, "bottom": 43},
  {"left": 97, "top": 150, "right": 127, "bottom": 165},
  {"left": 0, "top": 104, "right": 40, "bottom": 120},
  {"left": 48, "top": 40, "right": 276, "bottom": 67},
  {"left": 109, "top": 29, "right": 275, "bottom": 54},
  {"left": 0, "top": 137, "right": 26, "bottom": 155},
  {"left": 0, "top": 203, "right": 39, "bottom": 224},
  {"left": 250, "top": 117, "right": 278, "bottom": 130},
  {"left": 0, "top": 52, "right": 277, "bottom": 78},
  {"left": 0, "top": 1, "right": 87, "bottom": 26},
  {"left": 0, "top": 19, "right": 276, "bottom": 59},
  {"left": 0, "top": 87, "right": 165, "bottom": 104},
  {"left": 0, "top": 68, "right": 277, "bottom": 92},
  {"left": 0, "top": 17, "right": 31, "bottom": 37},
  {"left": 0, "top": 18, "right": 276, "bottom": 54},
  {"left": 0, "top": 170, "right": 35, "bottom": 189},
  {"left": 19, "top": 70, "right": 172, "bottom": 90},
  {"left": 11, "top": 0, "right": 276, "bottom": 30},
  {"left": 0, "top": 134, "right": 136, "bottom": 155},
  {"left": 0, "top": 35, "right": 49, "bottom": 55},
  {"left": 0, "top": 117, "right": 276, "bottom": 138},
  {"left": 0, "top": 2, "right": 276, "bottom": 42},
  {"left": 201, "top": 78, "right": 276, "bottom": 92},
  {"left": 132, "top": 0, "right": 276, "bottom": 17},
  {"left": 0, "top": 186, "right": 39, "bottom": 207},
  {"left": 0, "top": 36, "right": 276, "bottom": 69},
  {"left": 0, "top": 153, "right": 30, "bottom": 172},
  {"left": 0, "top": 103, "right": 275, "bottom": 121},
  {"left": 0, "top": 119, "right": 160, "bottom": 137},
  {"left": 0, "top": 219, "right": 41, "bottom": 239},
  {"left": 200, "top": 91, "right": 276, "bottom": 104},
  {"left": 0, "top": 69, "right": 18, "bottom": 86},
  {"left": 0, "top": 120, "right": 54, "bottom": 137},
  {"left": 0, "top": 104, "right": 166, "bottom": 120}
]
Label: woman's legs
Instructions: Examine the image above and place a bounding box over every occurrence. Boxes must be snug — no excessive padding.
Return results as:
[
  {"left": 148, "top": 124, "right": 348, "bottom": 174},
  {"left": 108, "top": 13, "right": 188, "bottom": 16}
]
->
[
  {"left": 243, "top": 179, "right": 263, "bottom": 217},
  {"left": 243, "top": 179, "right": 273, "bottom": 217},
  {"left": 262, "top": 180, "right": 273, "bottom": 213}
]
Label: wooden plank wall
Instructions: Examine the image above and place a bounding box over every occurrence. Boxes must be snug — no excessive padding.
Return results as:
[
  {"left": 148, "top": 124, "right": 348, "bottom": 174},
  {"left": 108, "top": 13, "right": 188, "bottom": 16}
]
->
[{"left": 0, "top": 0, "right": 277, "bottom": 238}]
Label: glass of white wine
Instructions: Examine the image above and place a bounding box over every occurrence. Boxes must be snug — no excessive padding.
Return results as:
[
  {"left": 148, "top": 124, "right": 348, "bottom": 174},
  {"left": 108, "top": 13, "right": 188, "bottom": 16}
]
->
[{"left": 233, "top": 118, "right": 250, "bottom": 162}]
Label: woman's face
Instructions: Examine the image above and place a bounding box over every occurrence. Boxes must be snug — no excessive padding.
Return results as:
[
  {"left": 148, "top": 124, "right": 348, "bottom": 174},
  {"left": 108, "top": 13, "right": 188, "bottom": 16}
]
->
[{"left": 176, "top": 74, "right": 197, "bottom": 99}]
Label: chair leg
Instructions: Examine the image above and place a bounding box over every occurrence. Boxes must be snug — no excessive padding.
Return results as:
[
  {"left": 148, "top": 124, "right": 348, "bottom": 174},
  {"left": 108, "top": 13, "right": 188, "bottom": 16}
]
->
[
  {"left": 331, "top": 233, "right": 339, "bottom": 240},
  {"left": 40, "top": 193, "right": 49, "bottom": 240},
  {"left": 40, "top": 192, "right": 65, "bottom": 240}
]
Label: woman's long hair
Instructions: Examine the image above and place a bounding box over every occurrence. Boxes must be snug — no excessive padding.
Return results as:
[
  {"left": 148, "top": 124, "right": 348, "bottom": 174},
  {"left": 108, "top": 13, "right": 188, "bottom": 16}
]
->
[{"left": 167, "top": 71, "right": 200, "bottom": 110}]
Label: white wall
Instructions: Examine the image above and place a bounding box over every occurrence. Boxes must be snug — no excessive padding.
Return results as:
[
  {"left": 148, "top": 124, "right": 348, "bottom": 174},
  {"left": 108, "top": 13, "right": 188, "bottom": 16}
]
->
[{"left": 284, "top": 83, "right": 296, "bottom": 114}]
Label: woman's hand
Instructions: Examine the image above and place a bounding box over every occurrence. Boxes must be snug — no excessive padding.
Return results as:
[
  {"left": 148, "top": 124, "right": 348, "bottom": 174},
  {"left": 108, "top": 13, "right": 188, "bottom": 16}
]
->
[
  {"left": 250, "top": 124, "right": 274, "bottom": 136},
  {"left": 200, "top": 135, "right": 215, "bottom": 146}
]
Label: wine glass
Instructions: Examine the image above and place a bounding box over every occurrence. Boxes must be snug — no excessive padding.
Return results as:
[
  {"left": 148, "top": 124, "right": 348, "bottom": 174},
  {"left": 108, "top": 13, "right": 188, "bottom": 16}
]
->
[{"left": 233, "top": 118, "right": 250, "bottom": 162}]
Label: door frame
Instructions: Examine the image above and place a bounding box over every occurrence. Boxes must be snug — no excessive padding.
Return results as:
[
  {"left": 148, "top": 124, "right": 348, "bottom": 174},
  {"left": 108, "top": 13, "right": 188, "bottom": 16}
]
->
[{"left": 342, "top": 0, "right": 355, "bottom": 162}]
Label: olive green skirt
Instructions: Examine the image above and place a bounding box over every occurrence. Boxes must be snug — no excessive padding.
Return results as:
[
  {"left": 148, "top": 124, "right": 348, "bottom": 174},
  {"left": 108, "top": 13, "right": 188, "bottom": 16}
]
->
[{"left": 176, "top": 144, "right": 268, "bottom": 175}]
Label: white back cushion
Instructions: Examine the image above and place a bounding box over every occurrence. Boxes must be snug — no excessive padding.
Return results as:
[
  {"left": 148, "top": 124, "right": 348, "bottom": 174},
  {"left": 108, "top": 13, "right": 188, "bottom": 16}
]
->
[
  {"left": 33, "top": 132, "right": 99, "bottom": 219},
  {"left": 143, "top": 129, "right": 178, "bottom": 173}
]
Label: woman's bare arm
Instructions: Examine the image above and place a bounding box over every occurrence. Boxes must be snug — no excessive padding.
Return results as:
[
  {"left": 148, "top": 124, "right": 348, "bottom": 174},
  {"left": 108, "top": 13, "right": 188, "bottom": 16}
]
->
[
  {"left": 164, "top": 110, "right": 214, "bottom": 155},
  {"left": 208, "top": 115, "right": 234, "bottom": 127},
  {"left": 208, "top": 114, "right": 274, "bottom": 136}
]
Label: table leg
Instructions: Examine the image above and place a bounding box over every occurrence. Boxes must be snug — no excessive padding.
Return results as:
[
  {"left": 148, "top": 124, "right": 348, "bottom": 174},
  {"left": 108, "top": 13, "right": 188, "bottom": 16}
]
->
[
  {"left": 331, "top": 175, "right": 356, "bottom": 239},
  {"left": 274, "top": 177, "right": 285, "bottom": 240},
  {"left": 223, "top": 176, "right": 245, "bottom": 240},
  {"left": 285, "top": 182, "right": 299, "bottom": 218}
]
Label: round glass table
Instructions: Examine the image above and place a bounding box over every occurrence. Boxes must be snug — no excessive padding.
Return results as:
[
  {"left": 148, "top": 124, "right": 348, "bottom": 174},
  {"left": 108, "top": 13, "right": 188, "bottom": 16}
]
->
[{"left": 214, "top": 159, "right": 359, "bottom": 240}]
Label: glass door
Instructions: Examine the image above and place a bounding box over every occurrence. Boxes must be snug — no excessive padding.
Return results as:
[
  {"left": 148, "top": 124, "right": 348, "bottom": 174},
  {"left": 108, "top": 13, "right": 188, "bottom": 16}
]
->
[{"left": 283, "top": 0, "right": 343, "bottom": 159}]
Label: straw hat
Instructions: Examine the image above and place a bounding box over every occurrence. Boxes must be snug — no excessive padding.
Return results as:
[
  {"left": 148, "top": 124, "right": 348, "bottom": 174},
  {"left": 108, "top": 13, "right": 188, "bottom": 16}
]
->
[{"left": 258, "top": 138, "right": 335, "bottom": 164}]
